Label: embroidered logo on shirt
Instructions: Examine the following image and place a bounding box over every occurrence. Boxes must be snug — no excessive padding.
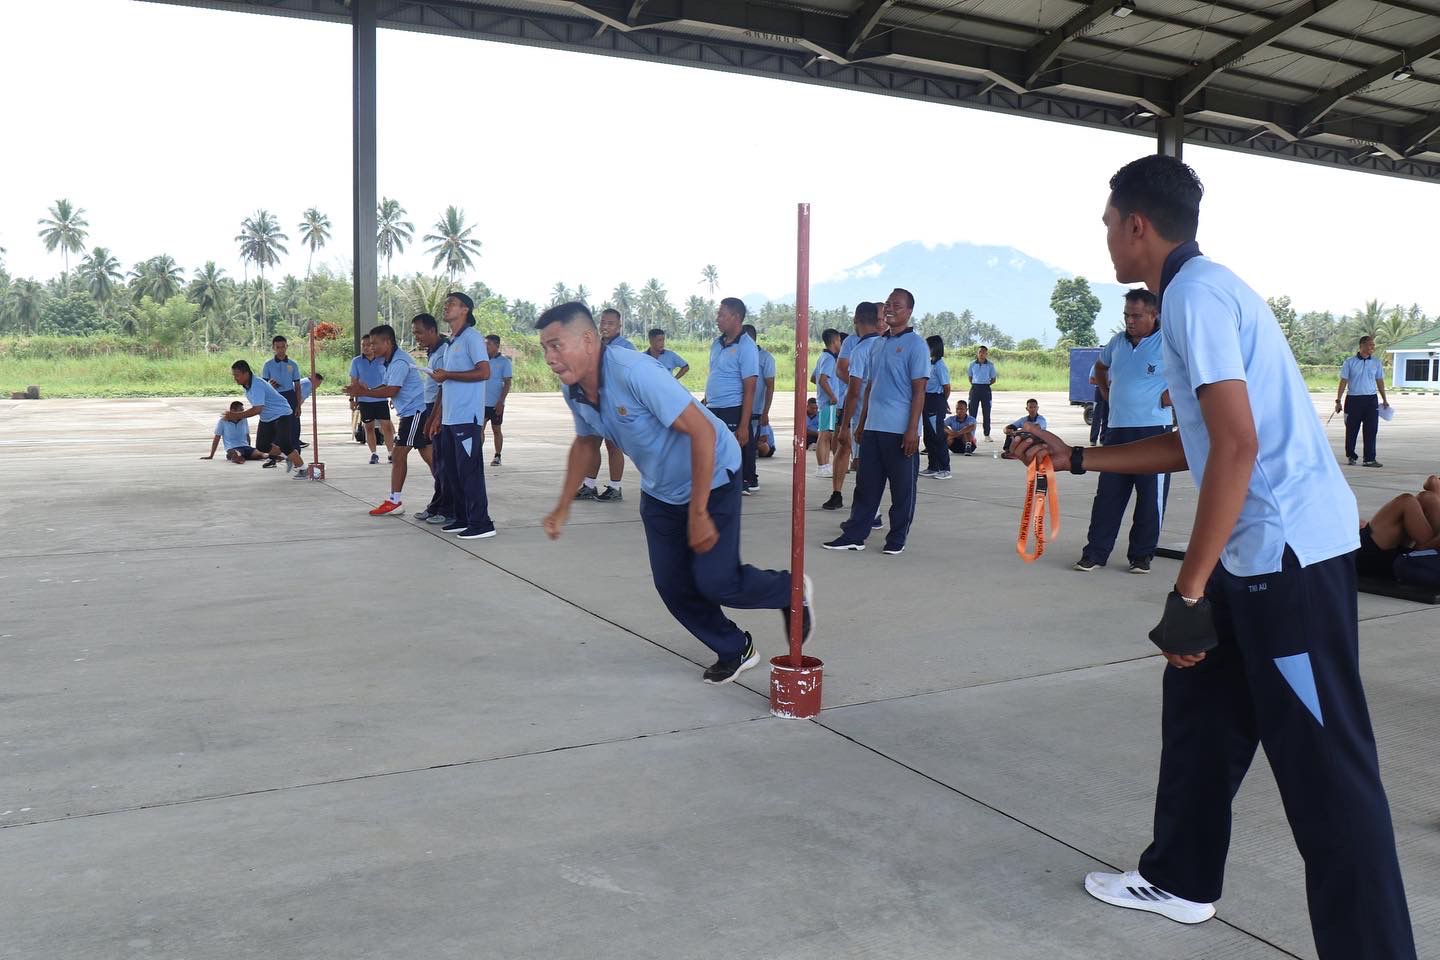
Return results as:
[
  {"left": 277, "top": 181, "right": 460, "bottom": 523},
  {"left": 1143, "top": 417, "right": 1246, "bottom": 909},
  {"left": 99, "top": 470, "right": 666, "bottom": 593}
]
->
[
  {"left": 617, "top": 406, "right": 628, "bottom": 416},
  {"left": 1147, "top": 364, "right": 1156, "bottom": 375}
]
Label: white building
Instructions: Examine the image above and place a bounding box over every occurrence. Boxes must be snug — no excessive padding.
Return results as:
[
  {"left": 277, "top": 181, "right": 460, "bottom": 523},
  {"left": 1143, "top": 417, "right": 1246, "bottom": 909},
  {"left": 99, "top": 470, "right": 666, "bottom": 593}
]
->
[{"left": 1385, "top": 325, "right": 1440, "bottom": 390}]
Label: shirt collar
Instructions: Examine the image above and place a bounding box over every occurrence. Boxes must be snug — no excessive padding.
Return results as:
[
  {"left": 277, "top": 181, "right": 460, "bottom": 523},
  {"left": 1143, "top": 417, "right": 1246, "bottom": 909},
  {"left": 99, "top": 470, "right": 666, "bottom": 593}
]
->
[
  {"left": 1158, "top": 240, "right": 1203, "bottom": 309},
  {"left": 857, "top": 330, "right": 880, "bottom": 341},
  {"left": 715, "top": 331, "right": 742, "bottom": 347},
  {"left": 884, "top": 327, "right": 915, "bottom": 338},
  {"left": 568, "top": 348, "right": 609, "bottom": 410}
]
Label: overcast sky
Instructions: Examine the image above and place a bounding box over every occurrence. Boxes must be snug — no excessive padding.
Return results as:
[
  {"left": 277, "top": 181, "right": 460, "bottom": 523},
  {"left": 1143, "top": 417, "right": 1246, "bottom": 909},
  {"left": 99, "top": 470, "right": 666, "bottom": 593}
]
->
[{"left": 3, "top": 0, "right": 1438, "bottom": 319}]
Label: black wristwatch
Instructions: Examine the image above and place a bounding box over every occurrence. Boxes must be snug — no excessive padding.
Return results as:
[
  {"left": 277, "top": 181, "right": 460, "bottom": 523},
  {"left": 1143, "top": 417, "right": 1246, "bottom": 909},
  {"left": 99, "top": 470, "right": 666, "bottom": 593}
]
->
[{"left": 1069, "top": 446, "right": 1087, "bottom": 475}]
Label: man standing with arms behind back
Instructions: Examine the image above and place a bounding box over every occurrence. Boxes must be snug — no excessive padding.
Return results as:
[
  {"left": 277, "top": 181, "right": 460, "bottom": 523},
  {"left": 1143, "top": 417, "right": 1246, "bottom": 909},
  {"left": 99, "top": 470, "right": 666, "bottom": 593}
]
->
[
  {"left": 1335, "top": 335, "right": 1389, "bottom": 468},
  {"left": 1008, "top": 155, "right": 1414, "bottom": 959},
  {"left": 967, "top": 345, "right": 998, "bottom": 443}
]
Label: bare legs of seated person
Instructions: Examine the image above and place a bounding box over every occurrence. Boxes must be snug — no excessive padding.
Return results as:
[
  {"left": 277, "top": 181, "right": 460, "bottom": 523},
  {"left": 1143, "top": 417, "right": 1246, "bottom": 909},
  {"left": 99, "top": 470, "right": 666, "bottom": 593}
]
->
[{"left": 1365, "top": 477, "right": 1440, "bottom": 551}]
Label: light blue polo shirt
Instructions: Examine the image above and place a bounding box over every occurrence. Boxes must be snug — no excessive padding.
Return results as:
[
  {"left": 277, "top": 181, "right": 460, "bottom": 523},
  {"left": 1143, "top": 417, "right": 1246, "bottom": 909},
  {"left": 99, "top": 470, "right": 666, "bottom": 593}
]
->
[
  {"left": 215, "top": 418, "right": 251, "bottom": 450},
  {"left": 1009, "top": 414, "right": 1048, "bottom": 431},
  {"left": 812, "top": 351, "right": 839, "bottom": 409},
  {"left": 968, "top": 359, "right": 997, "bottom": 384},
  {"left": 1099, "top": 329, "right": 1170, "bottom": 428},
  {"left": 298, "top": 377, "right": 314, "bottom": 403},
  {"left": 864, "top": 329, "right": 930, "bottom": 436},
  {"left": 244, "top": 376, "right": 293, "bottom": 423},
  {"left": 1162, "top": 255, "right": 1358, "bottom": 576},
  {"left": 262, "top": 356, "right": 301, "bottom": 392},
  {"left": 836, "top": 333, "right": 861, "bottom": 410},
  {"left": 845, "top": 332, "right": 882, "bottom": 425},
  {"left": 566, "top": 347, "right": 740, "bottom": 505},
  {"left": 945, "top": 414, "right": 977, "bottom": 434},
  {"left": 752, "top": 346, "right": 777, "bottom": 415},
  {"left": 1339, "top": 354, "right": 1384, "bottom": 396},
  {"left": 647, "top": 348, "right": 688, "bottom": 373},
  {"left": 604, "top": 335, "right": 637, "bottom": 351},
  {"left": 384, "top": 348, "right": 426, "bottom": 418},
  {"left": 706, "top": 333, "right": 759, "bottom": 408},
  {"left": 349, "top": 355, "right": 386, "bottom": 397},
  {"left": 440, "top": 326, "right": 489, "bottom": 426},
  {"left": 484, "top": 354, "right": 513, "bottom": 406},
  {"left": 926, "top": 358, "right": 950, "bottom": 394},
  {"left": 423, "top": 339, "right": 449, "bottom": 405}
]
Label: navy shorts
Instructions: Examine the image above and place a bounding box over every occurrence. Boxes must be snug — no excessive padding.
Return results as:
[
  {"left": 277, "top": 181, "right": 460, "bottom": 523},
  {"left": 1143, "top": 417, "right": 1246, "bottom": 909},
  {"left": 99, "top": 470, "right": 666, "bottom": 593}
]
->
[
  {"left": 229, "top": 445, "right": 256, "bottom": 459},
  {"left": 255, "top": 418, "right": 294, "bottom": 456},
  {"left": 485, "top": 405, "right": 503, "bottom": 426},
  {"left": 358, "top": 400, "right": 392, "bottom": 424}
]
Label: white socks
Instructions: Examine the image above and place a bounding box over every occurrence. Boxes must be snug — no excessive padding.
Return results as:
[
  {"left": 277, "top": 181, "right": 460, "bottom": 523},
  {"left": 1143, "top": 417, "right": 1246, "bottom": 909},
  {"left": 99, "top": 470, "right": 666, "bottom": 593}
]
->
[
  {"left": 389, "top": 492, "right": 402, "bottom": 504},
  {"left": 583, "top": 477, "right": 597, "bottom": 489}
]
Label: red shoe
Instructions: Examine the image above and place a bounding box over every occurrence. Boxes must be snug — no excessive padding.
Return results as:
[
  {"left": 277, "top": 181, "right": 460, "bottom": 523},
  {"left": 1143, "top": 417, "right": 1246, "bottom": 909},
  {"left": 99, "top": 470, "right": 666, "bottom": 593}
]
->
[{"left": 369, "top": 500, "right": 404, "bottom": 517}]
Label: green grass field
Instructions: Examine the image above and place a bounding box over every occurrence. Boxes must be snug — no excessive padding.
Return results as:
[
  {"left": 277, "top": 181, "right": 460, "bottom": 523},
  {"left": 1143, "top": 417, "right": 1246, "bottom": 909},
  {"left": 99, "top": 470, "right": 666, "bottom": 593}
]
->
[{"left": 0, "top": 335, "right": 1338, "bottom": 399}]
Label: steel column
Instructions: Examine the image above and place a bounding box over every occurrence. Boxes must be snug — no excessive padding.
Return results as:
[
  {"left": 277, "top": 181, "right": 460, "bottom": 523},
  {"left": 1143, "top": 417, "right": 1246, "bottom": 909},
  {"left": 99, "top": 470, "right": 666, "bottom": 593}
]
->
[
  {"left": 1157, "top": 112, "right": 1184, "bottom": 160},
  {"left": 353, "top": 0, "right": 379, "bottom": 355}
]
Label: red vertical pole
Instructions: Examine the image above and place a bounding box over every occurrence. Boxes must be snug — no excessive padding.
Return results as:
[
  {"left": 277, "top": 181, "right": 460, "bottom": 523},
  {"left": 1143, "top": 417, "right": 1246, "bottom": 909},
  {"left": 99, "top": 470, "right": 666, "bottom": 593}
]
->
[
  {"left": 788, "top": 204, "right": 811, "bottom": 668},
  {"left": 309, "top": 328, "right": 321, "bottom": 479}
]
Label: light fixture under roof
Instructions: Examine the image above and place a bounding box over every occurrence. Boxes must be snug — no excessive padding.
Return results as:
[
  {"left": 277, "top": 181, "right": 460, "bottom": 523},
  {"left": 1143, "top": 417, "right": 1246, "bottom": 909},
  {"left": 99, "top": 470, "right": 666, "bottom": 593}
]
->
[
  {"left": 1112, "top": 0, "right": 1137, "bottom": 17},
  {"left": 1393, "top": 63, "right": 1414, "bottom": 81},
  {"left": 1135, "top": 109, "right": 1155, "bottom": 119}
]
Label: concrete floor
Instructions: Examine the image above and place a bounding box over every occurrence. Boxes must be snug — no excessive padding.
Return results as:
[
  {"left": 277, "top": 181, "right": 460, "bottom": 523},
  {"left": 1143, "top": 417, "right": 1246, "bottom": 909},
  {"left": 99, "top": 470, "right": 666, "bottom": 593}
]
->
[{"left": 2, "top": 390, "right": 1437, "bottom": 960}]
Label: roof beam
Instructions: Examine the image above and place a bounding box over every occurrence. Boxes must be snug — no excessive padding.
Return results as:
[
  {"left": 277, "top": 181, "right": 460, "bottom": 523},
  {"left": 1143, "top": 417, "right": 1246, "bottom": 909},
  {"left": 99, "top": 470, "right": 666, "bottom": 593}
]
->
[
  {"left": 1401, "top": 111, "right": 1440, "bottom": 154},
  {"left": 626, "top": 0, "right": 649, "bottom": 24},
  {"left": 1174, "top": 0, "right": 1343, "bottom": 107},
  {"left": 1298, "top": 30, "right": 1440, "bottom": 133},
  {"left": 1023, "top": 0, "right": 1115, "bottom": 88},
  {"left": 845, "top": 0, "right": 896, "bottom": 58}
]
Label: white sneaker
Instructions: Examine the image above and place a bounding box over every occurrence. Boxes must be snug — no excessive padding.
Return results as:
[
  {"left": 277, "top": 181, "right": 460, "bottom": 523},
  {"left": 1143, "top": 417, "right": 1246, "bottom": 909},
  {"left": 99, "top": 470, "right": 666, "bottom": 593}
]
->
[
  {"left": 818, "top": 465, "right": 833, "bottom": 478},
  {"left": 1083, "top": 870, "right": 1215, "bottom": 925}
]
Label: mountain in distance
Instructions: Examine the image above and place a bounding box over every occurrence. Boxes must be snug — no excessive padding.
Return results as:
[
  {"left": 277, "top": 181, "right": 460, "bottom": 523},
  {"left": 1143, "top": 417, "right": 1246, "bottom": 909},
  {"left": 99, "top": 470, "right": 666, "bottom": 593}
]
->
[{"left": 750, "top": 241, "right": 1134, "bottom": 343}]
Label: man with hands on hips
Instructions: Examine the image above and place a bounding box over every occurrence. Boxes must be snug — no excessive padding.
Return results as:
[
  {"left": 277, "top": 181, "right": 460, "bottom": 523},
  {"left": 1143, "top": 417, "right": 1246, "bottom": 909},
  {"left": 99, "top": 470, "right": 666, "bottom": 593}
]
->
[{"left": 1007, "top": 155, "right": 1413, "bottom": 959}]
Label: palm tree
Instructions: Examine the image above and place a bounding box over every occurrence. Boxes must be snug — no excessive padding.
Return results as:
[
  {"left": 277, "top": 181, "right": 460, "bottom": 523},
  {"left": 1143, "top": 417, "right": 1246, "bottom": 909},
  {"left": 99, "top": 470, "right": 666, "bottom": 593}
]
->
[
  {"left": 611, "top": 282, "right": 635, "bottom": 319},
  {"left": 401, "top": 274, "right": 451, "bottom": 321},
  {"left": 574, "top": 284, "right": 591, "bottom": 308},
  {"left": 298, "top": 208, "right": 331, "bottom": 278},
  {"left": 9, "top": 279, "right": 45, "bottom": 335},
  {"left": 1347, "top": 299, "right": 1386, "bottom": 345},
  {"left": 684, "top": 295, "right": 710, "bottom": 336},
  {"left": 130, "top": 255, "right": 184, "bottom": 303},
  {"left": 278, "top": 275, "right": 305, "bottom": 331},
  {"left": 377, "top": 198, "right": 414, "bottom": 324},
  {"left": 1376, "top": 306, "right": 1419, "bottom": 352},
  {"left": 236, "top": 210, "right": 289, "bottom": 345},
  {"left": 550, "top": 281, "right": 574, "bottom": 307},
  {"left": 78, "top": 247, "right": 123, "bottom": 316},
  {"left": 638, "top": 278, "right": 670, "bottom": 330},
  {"left": 700, "top": 264, "right": 719, "bottom": 296},
  {"left": 423, "top": 206, "right": 482, "bottom": 283},
  {"left": 187, "top": 261, "right": 227, "bottom": 350},
  {"left": 37, "top": 199, "right": 90, "bottom": 288}
]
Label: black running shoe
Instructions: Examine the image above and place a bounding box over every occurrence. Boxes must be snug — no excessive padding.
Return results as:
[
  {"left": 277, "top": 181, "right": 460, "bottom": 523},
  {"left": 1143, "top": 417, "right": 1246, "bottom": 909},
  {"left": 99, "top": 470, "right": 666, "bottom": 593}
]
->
[
  {"left": 594, "top": 486, "right": 623, "bottom": 503},
  {"left": 821, "top": 492, "right": 843, "bottom": 511},
  {"left": 441, "top": 520, "right": 467, "bottom": 533},
  {"left": 703, "top": 633, "right": 759, "bottom": 684},
  {"left": 574, "top": 485, "right": 596, "bottom": 501},
  {"left": 1073, "top": 558, "right": 1100, "bottom": 572},
  {"left": 262, "top": 458, "right": 279, "bottom": 469},
  {"left": 782, "top": 575, "right": 815, "bottom": 646},
  {"left": 491, "top": 455, "right": 501, "bottom": 467},
  {"left": 1128, "top": 557, "right": 1152, "bottom": 574}
]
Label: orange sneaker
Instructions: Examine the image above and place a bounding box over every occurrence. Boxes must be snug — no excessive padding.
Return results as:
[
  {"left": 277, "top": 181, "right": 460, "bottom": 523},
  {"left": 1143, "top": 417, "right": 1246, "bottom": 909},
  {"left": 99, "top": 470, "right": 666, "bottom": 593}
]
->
[{"left": 369, "top": 500, "right": 404, "bottom": 517}]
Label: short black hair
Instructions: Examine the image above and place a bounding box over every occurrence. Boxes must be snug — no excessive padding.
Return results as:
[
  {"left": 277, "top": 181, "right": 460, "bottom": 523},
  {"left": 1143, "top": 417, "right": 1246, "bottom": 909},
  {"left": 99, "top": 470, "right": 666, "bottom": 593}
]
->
[
  {"left": 977, "top": 345, "right": 989, "bottom": 352},
  {"left": 926, "top": 334, "right": 944, "bottom": 359},
  {"left": 855, "top": 302, "right": 879, "bottom": 325},
  {"left": 412, "top": 313, "right": 437, "bottom": 331},
  {"left": 600, "top": 308, "right": 621, "bottom": 320},
  {"left": 369, "top": 324, "right": 396, "bottom": 344},
  {"left": 1027, "top": 398, "right": 1039, "bottom": 406},
  {"left": 1358, "top": 335, "right": 1374, "bottom": 346},
  {"left": 742, "top": 323, "right": 758, "bottom": 339},
  {"left": 537, "top": 301, "right": 596, "bottom": 331},
  {"left": 822, "top": 328, "right": 843, "bottom": 347},
  {"left": 272, "top": 335, "right": 287, "bottom": 344},
  {"left": 1124, "top": 289, "right": 1159, "bottom": 309},
  {"left": 956, "top": 399, "right": 968, "bottom": 408},
  {"left": 361, "top": 333, "right": 372, "bottom": 341},
  {"left": 1108, "top": 154, "right": 1203, "bottom": 243},
  {"left": 312, "top": 372, "right": 325, "bottom": 384},
  {"left": 229, "top": 400, "right": 244, "bottom": 411},
  {"left": 720, "top": 297, "right": 747, "bottom": 320},
  {"left": 648, "top": 328, "right": 665, "bottom": 338},
  {"left": 892, "top": 288, "right": 915, "bottom": 310},
  {"left": 231, "top": 359, "right": 252, "bottom": 375},
  {"left": 486, "top": 334, "right": 501, "bottom": 345}
]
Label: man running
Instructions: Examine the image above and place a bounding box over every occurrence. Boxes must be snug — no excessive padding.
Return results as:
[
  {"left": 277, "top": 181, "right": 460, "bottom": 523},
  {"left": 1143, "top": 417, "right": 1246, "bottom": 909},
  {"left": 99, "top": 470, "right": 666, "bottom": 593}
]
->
[
  {"left": 345, "top": 324, "right": 426, "bottom": 517},
  {"left": 741, "top": 323, "right": 776, "bottom": 494},
  {"left": 1008, "top": 155, "right": 1415, "bottom": 958},
  {"left": 483, "top": 334, "right": 513, "bottom": 467},
  {"left": 823, "top": 289, "right": 927, "bottom": 555},
  {"left": 575, "top": 308, "right": 634, "bottom": 502},
  {"left": 539, "top": 302, "right": 813, "bottom": 684},
  {"left": 350, "top": 333, "right": 395, "bottom": 464},
  {"left": 226, "top": 360, "right": 306, "bottom": 477},
  {"left": 427, "top": 292, "right": 497, "bottom": 540},
  {"left": 1074, "top": 289, "right": 1172, "bottom": 575},
  {"left": 646, "top": 328, "right": 690, "bottom": 379}
]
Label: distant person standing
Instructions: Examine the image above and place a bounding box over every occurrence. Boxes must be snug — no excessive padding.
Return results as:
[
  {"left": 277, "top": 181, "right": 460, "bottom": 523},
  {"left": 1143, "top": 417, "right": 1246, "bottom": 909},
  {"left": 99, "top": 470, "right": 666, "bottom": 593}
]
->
[
  {"left": 483, "top": 334, "right": 513, "bottom": 467},
  {"left": 350, "top": 333, "right": 395, "bottom": 464},
  {"left": 412, "top": 314, "right": 452, "bottom": 525},
  {"left": 428, "top": 292, "right": 497, "bottom": 540},
  {"left": 345, "top": 324, "right": 427, "bottom": 517},
  {"left": 704, "top": 298, "right": 759, "bottom": 499},
  {"left": 1089, "top": 361, "right": 1110, "bottom": 445},
  {"left": 741, "top": 323, "right": 776, "bottom": 494},
  {"left": 920, "top": 335, "right": 952, "bottom": 479},
  {"left": 824, "top": 303, "right": 882, "bottom": 511},
  {"left": 1335, "top": 335, "right": 1389, "bottom": 468},
  {"left": 645, "top": 329, "right": 690, "bottom": 379},
  {"left": 811, "top": 328, "right": 842, "bottom": 477},
  {"left": 967, "top": 345, "right": 998, "bottom": 442},
  {"left": 824, "top": 289, "right": 928, "bottom": 555},
  {"left": 576, "top": 308, "right": 635, "bottom": 502},
  {"left": 262, "top": 335, "right": 303, "bottom": 452},
  {"left": 1074, "top": 289, "right": 1172, "bottom": 575}
]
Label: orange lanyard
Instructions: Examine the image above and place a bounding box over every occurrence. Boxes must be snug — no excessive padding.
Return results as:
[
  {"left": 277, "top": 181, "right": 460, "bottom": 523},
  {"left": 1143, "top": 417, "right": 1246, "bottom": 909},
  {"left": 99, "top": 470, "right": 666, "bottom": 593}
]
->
[{"left": 1017, "top": 451, "right": 1060, "bottom": 562}]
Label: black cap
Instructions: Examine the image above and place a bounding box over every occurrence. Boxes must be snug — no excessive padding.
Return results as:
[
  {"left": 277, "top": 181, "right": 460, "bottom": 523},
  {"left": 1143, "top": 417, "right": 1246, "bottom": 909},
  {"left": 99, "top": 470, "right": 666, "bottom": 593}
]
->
[{"left": 447, "top": 291, "right": 474, "bottom": 311}]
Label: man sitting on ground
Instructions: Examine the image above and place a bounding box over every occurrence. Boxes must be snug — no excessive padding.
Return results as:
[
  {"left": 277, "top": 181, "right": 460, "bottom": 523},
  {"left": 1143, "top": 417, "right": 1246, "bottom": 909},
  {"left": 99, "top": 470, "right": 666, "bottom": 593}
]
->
[
  {"left": 1357, "top": 475, "right": 1440, "bottom": 579},
  {"left": 804, "top": 397, "right": 819, "bottom": 449},
  {"left": 756, "top": 422, "right": 777, "bottom": 458},
  {"left": 1002, "top": 398, "right": 1047, "bottom": 453},
  {"left": 944, "top": 399, "right": 978, "bottom": 456},
  {"left": 204, "top": 401, "right": 265, "bottom": 463}
]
